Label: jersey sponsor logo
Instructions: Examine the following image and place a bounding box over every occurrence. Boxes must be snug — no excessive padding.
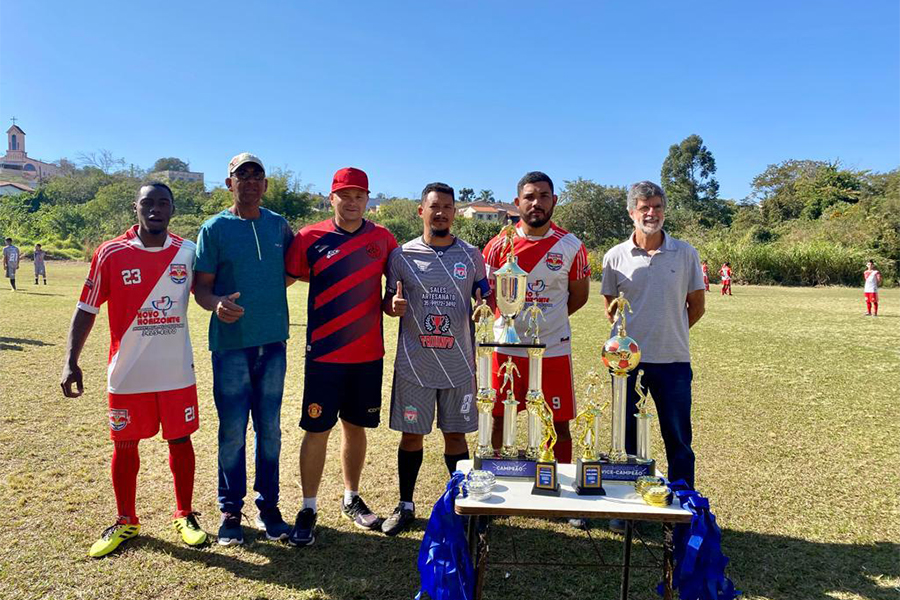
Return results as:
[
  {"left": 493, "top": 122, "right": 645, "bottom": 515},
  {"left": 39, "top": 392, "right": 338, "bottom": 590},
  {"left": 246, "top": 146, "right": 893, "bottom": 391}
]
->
[
  {"left": 366, "top": 242, "right": 382, "bottom": 259},
  {"left": 527, "top": 280, "right": 545, "bottom": 293},
  {"left": 136, "top": 296, "right": 184, "bottom": 336},
  {"left": 403, "top": 405, "right": 419, "bottom": 424},
  {"left": 326, "top": 249, "right": 340, "bottom": 259},
  {"left": 109, "top": 409, "right": 130, "bottom": 431},
  {"left": 420, "top": 313, "right": 455, "bottom": 349},
  {"left": 413, "top": 259, "right": 430, "bottom": 272},
  {"left": 453, "top": 262, "right": 467, "bottom": 279},
  {"left": 422, "top": 286, "right": 457, "bottom": 308},
  {"left": 151, "top": 296, "right": 175, "bottom": 316},
  {"left": 546, "top": 252, "right": 563, "bottom": 271},
  {"left": 169, "top": 263, "right": 188, "bottom": 284},
  {"left": 308, "top": 403, "right": 322, "bottom": 418}
]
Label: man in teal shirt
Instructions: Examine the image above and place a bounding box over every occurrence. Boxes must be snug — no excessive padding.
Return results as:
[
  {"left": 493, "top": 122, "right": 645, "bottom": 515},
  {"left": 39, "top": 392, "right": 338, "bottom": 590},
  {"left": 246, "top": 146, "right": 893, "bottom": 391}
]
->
[{"left": 194, "top": 152, "right": 294, "bottom": 545}]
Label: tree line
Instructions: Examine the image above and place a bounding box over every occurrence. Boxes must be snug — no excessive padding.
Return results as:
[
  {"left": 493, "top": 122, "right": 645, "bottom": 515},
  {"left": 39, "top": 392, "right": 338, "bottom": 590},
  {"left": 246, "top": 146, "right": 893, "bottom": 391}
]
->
[{"left": 1, "top": 134, "right": 896, "bottom": 286}]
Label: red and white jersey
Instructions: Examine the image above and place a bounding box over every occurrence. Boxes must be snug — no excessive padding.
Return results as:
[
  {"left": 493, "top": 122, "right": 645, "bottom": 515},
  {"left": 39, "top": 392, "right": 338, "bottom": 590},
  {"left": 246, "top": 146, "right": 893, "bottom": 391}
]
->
[
  {"left": 483, "top": 222, "right": 590, "bottom": 358},
  {"left": 719, "top": 266, "right": 732, "bottom": 281},
  {"left": 77, "top": 226, "right": 196, "bottom": 394},
  {"left": 864, "top": 269, "right": 880, "bottom": 293}
]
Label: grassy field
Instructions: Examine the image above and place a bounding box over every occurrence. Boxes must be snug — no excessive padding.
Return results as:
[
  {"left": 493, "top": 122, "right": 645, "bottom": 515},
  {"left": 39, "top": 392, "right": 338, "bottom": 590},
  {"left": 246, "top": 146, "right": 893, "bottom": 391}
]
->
[{"left": 1, "top": 261, "right": 898, "bottom": 600}]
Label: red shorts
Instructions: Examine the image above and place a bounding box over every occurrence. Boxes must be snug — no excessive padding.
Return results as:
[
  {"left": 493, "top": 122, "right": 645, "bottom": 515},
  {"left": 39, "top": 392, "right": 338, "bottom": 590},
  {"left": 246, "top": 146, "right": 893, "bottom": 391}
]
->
[
  {"left": 107, "top": 385, "right": 200, "bottom": 441},
  {"left": 865, "top": 292, "right": 878, "bottom": 302},
  {"left": 491, "top": 353, "right": 575, "bottom": 421}
]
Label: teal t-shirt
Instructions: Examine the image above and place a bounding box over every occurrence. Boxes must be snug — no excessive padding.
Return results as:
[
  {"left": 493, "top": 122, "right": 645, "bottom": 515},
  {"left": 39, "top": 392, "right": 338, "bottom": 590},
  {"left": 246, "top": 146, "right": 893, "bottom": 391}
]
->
[{"left": 194, "top": 208, "right": 294, "bottom": 351}]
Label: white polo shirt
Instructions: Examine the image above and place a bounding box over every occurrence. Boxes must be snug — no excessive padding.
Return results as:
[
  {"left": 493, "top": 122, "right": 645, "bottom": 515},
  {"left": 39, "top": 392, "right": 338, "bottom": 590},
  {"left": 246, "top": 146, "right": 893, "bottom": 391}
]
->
[{"left": 600, "top": 231, "right": 705, "bottom": 363}]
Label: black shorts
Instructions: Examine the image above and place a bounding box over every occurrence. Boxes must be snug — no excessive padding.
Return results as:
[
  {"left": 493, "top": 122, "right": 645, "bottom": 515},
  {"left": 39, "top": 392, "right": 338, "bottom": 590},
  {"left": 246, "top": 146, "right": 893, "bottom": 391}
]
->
[{"left": 300, "top": 359, "right": 383, "bottom": 432}]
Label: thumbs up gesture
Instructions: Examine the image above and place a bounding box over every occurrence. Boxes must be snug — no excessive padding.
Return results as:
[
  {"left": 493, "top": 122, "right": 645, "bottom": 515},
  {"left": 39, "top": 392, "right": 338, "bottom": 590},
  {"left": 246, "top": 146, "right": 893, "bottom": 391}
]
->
[
  {"left": 216, "top": 291, "right": 245, "bottom": 323},
  {"left": 392, "top": 281, "right": 408, "bottom": 317}
]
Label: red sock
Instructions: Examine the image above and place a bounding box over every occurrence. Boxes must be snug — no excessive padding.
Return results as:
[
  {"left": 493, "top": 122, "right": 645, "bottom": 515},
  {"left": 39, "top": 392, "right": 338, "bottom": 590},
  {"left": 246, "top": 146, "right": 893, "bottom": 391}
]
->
[
  {"left": 168, "top": 439, "right": 195, "bottom": 518},
  {"left": 112, "top": 440, "right": 140, "bottom": 524},
  {"left": 555, "top": 437, "right": 572, "bottom": 464}
]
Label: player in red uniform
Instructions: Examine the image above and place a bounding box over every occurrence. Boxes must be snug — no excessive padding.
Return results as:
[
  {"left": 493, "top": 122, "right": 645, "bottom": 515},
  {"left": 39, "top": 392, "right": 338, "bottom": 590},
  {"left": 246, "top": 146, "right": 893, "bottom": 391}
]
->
[
  {"left": 60, "top": 183, "right": 207, "bottom": 557},
  {"left": 701, "top": 260, "right": 710, "bottom": 292},
  {"left": 482, "top": 171, "right": 591, "bottom": 467},
  {"left": 284, "top": 167, "right": 399, "bottom": 546},
  {"left": 863, "top": 260, "right": 882, "bottom": 316},
  {"left": 719, "top": 262, "right": 732, "bottom": 296}
]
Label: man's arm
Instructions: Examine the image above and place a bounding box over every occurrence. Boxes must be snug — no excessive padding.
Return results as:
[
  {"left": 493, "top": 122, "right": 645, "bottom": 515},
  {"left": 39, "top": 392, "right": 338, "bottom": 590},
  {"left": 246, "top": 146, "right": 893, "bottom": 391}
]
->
[
  {"left": 567, "top": 277, "right": 590, "bottom": 315},
  {"left": 194, "top": 271, "right": 244, "bottom": 323},
  {"left": 686, "top": 289, "right": 705, "bottom": 328},
  {"left": 60, "top": 308, "right": 97, "bottom": 398},
  {"left": 603, "top": 294, "right": 617, "bottom": 323}
]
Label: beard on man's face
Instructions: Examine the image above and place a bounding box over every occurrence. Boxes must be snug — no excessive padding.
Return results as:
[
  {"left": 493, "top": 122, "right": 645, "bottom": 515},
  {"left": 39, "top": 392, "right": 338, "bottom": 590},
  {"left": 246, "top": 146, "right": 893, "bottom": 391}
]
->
[
  {"left": 524, "top": 210, "right": 551, "bottom": 228},
  {"left": 430, "top": 226, "right": 451, "bottom": 238}
]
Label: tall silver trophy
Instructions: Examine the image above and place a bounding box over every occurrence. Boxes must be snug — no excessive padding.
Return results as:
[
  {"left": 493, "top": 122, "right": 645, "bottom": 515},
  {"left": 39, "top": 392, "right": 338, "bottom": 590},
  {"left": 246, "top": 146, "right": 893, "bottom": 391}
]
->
[
  {"left": 471, "top": 225, "right": 554, "bottom": 488},
  {"left": 599, "top": 292, "right": 656, "bottom": 481}
]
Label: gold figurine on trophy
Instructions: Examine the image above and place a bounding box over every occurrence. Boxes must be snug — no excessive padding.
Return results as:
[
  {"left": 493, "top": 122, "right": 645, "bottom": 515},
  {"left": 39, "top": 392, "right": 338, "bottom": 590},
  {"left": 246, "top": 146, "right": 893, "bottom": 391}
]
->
[
  {"left": 573, "top": 370, "right": 609, "bottom": 495},
  {"left": 497, "top": 356, "right": 521, "bottom": 458},
  {"left": 634, "top": 370, "right": 655, "bottom": 464}
]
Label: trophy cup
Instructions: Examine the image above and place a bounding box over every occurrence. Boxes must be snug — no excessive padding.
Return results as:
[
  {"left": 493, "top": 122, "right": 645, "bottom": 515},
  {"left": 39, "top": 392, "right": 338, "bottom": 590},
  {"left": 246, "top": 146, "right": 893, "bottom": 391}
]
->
[
  {"left": 471, "top": 224, "right": 550, "bottom": 480},
  {"left": 572, "top": 371, "right": 609, "bottom": 495},
  {"left": 634, "top": 370, "right": 655, "bottom": 464},
  {"left": 599, "top": 292, "right": 655, "bottom": 481},
  {"left": 531, "top": 391, "right": 560, "bottom": 496}
]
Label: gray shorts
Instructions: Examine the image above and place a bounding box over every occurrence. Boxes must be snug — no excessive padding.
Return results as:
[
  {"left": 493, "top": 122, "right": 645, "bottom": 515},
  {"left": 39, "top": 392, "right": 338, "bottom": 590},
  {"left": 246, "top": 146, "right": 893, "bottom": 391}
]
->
[
  {"left": 389, "top": 373, "right": 477, "bottom": 435},
  {"left": 5, "top": 265, "right": 16, "bottom": 278},
  {"left": 34, "top": 265, "right": 45, "bottom": 276}
]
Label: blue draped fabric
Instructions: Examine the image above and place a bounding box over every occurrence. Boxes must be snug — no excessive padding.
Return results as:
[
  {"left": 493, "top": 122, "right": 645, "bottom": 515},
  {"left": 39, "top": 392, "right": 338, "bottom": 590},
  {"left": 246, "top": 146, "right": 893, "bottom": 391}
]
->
[
  {"left": 416, "top": 471, "right": 475, "bottom": 600},
  {"left": 658, "top": 479, "right": 741, "bottom": 600}
]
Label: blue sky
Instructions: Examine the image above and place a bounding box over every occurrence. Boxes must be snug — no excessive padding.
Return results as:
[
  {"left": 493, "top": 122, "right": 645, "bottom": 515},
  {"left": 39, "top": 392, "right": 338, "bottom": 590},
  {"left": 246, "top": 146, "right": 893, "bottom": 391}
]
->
[{"left": 1, "top": 1, "right": 897, "bottom": 201}]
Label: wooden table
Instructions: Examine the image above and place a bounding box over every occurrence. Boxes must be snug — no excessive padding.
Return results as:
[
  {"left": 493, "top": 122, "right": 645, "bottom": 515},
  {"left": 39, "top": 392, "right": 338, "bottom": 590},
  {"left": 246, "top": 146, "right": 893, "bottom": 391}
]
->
[{"left": 454, "top": 460, "right": 692, "bottom": 600}]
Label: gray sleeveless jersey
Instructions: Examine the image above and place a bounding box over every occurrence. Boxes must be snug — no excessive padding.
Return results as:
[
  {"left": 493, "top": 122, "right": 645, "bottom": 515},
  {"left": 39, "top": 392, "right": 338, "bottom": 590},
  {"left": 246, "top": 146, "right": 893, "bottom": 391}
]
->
[{"left": 386, "top": 236, "right": 488, "bottom": 389}]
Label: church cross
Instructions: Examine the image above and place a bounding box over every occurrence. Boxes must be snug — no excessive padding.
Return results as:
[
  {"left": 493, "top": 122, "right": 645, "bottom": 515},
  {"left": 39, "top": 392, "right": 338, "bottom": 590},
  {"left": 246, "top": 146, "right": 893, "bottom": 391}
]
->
[{"left": 10, "top": 116, "right": 18, "bottom": 126}]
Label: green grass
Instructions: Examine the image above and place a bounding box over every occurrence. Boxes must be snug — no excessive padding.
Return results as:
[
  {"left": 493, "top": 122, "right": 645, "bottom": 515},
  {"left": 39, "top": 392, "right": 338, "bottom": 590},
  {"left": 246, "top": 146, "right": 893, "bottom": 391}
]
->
[{"left": 0, "top": 261, "right": 897, "bottom": 600}]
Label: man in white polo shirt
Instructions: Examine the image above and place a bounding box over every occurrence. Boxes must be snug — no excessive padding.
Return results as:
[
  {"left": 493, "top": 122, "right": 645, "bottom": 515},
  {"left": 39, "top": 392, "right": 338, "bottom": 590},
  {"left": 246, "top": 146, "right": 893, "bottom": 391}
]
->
[{"left": 601, "top": 181, "right": 705, "bottom": 491}]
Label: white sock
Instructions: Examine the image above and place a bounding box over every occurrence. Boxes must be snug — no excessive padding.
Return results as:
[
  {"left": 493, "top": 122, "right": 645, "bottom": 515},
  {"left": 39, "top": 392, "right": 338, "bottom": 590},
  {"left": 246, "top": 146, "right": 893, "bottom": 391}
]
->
[
  {"left": 302, "top": 497, "right": 317, "bottom": 513},
  {"left": 343, "top": 490, "right": 359, "bottom": 505},
  {"left": 400, "top": 501, "right": 415, "bottom": 511}
]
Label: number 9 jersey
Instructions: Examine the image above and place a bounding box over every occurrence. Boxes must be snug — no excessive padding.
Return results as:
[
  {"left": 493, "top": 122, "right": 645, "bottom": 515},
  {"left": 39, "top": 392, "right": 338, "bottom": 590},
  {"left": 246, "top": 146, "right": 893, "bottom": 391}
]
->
[{"left": 78, "top": 225, "right": 196, "bottom": 394}]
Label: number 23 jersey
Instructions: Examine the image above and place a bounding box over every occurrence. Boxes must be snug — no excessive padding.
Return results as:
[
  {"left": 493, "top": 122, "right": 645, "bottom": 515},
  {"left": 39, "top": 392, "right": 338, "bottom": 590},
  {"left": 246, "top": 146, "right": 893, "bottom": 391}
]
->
[{"left": 78, "top": 225, "right": 196, "bottom": 394}]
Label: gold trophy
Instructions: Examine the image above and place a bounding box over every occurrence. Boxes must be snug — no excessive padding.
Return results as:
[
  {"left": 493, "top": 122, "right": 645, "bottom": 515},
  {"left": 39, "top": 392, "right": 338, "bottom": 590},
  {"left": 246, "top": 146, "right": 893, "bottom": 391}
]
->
[
  {"left": 602, "top": 293, "right": 641, "bottom": 463},
  {"left": 473, "top": 300, "right": 496, "bottom": 458},
  {"left": 497, "top": 357, "right": 521, "bottom": 458},
  {"left": 634, "top": 370, "right": 655, "bottom": 464},
  {"left": 492, "top": 225, "right": 528, "bottom": 344},
  {"left": 572, "top": 371, "right": 609, "bottom": 495},
  {"left": 524, "top": 305, "right": 547, "bottom": 460},
  {"left": 531, "top": 391, "right": 560, "bottom": 496}
]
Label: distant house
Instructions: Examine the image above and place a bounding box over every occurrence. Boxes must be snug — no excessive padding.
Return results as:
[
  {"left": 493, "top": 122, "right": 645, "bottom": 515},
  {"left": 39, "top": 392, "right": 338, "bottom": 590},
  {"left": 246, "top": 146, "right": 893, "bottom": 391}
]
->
[
  {"left": 0, "top": 124, "right": 61, "bottom": 181},
  {"left": 148, "top": 169, "right": 204, "bottom": 184},
  {"left": 457, "top": 201, "right": 520, "bottom": 223},
  {"left": 0, "top": 180, "right": 35, "bottom": 196}
]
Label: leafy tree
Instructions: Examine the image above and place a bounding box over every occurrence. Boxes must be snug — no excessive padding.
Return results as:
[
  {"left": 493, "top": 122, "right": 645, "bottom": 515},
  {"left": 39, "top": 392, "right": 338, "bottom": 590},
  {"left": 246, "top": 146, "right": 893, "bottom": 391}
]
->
[
  {"left": 751, "top": 160, "right": 826, "bottom": 224},
  {"left": 376, "top": 198, "right": 419, "bottom": 222},
  {"left": 458, "top": 188, "right": 475, "bottom": 203},
  {"left": 261, "top": 168, "right": 314, "bottom": 221},
  {"left": 81, "top": 180, "right": 140, "bottom": 239},
  {"left": 477, "top": 189, "right": 495, "bottom": 203},
  {"left": 795, "top": 163, "right": 862, "bottom": 219},
  {"left": 152, "top": 157, "right": 190, "bottom": 172},
  {"left": 454, "top": 217, "right": 502, "bottom": 249},
  {"left": 661, "top": 134, "right": 719, "bottom": 212},
  {"left": 554, "top": 179, "right": 630, "bottom": 249}
]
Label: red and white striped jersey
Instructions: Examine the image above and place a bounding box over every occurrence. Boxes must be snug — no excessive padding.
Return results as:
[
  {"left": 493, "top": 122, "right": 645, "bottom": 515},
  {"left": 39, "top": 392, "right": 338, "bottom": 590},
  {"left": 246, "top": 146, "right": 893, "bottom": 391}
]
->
[
  {"left": 77, "top": 225, "right": 196, "bottom": 394},
  {"left": 483, "top": 222, "right": 590, "bottom": 358}
]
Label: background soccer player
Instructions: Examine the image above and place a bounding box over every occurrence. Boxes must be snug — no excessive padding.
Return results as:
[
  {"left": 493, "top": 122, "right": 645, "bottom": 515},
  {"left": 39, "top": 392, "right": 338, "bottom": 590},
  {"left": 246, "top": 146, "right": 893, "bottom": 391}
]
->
[
  {"left": 194, "top": 153, "right": 295, "bottom": 545},
  {"left": 33, "top": 243, "right": 47, "bottom": 285},
  {"left": 701, "top": 260, "right": 709, "bottom": 292},
  {"left": 719, "top": 262, "right": 733, "bottom": 296},
  {"left": 380, "top": 182, "right": 490, "bottom": 536},
  {"left": 4, "top": 237, "right": 19, "bottom": 290},
  {"left": 482, "top": 171, "right": 591, "bottom": 466},
  {"left": 285, "top": 167, "right": 399, "bottom": 546},
  {"left": 59, "top": 182, "right": 207, "bottom": 558},
  {"left": 864, "top": 260, "right": 882, "bottom": 316}
]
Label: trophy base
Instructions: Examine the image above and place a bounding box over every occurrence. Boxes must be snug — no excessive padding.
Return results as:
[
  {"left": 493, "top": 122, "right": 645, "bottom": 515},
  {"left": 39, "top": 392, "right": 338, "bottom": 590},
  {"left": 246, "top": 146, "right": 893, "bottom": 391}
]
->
[
  {"left": 480, "top": 342, "right": 546, "bottom": 349},
  {"left": 532, "top": 460, "right": 561, "bottom": 497},
  {"left": 474, "top": 451, "right": 536, "bottom": 479},
  {"left": 601, "top": 457, "right": 656, "bottom": 482},
  {"left": 573, "top": 458, "right": 606, "bottom": 496}
]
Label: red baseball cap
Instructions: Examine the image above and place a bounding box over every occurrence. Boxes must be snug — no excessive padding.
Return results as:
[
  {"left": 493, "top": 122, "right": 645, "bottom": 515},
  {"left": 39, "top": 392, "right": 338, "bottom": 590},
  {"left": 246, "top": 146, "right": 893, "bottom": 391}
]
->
[{"left": 331, "top": 167, "right": 370, "bottom": 193}]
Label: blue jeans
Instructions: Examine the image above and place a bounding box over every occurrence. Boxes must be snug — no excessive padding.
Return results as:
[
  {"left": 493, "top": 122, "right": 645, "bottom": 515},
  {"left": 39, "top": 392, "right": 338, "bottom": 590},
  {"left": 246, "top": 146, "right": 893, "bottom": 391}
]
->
[
  {"left": 212, "top": 341, "right": 286, "bottom": 514},
  {"left": 624, "top": 362, "right": 695, "bottom": 488}
]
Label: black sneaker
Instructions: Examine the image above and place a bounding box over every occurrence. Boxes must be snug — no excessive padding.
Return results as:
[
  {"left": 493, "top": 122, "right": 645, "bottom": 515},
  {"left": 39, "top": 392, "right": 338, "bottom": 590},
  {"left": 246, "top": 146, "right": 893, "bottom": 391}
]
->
[
  {"left": 381, "top": 503, "right": 415, "bottom": 536},
  {"left": 218, "top": 512, "right": 244, "bottom": 546},
  {"left": 288, "top": 508, "right": 317, "bottom": 547},
  {"left": 341, "top": 495, "right": 379, "bottom": 530},
  {"left": 255, "top": 506, "right": 292, "bottom": 541}
]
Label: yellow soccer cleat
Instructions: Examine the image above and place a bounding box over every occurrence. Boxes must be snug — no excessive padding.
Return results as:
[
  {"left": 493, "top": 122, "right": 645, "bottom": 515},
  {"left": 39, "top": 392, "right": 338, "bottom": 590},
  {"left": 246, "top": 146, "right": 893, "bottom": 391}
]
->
[
  {"left": 173, "top": 512, "right": 208, "bottom": 547},
  {"left": 89, "top": 519, "right": 140, "bottom": 558}
]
